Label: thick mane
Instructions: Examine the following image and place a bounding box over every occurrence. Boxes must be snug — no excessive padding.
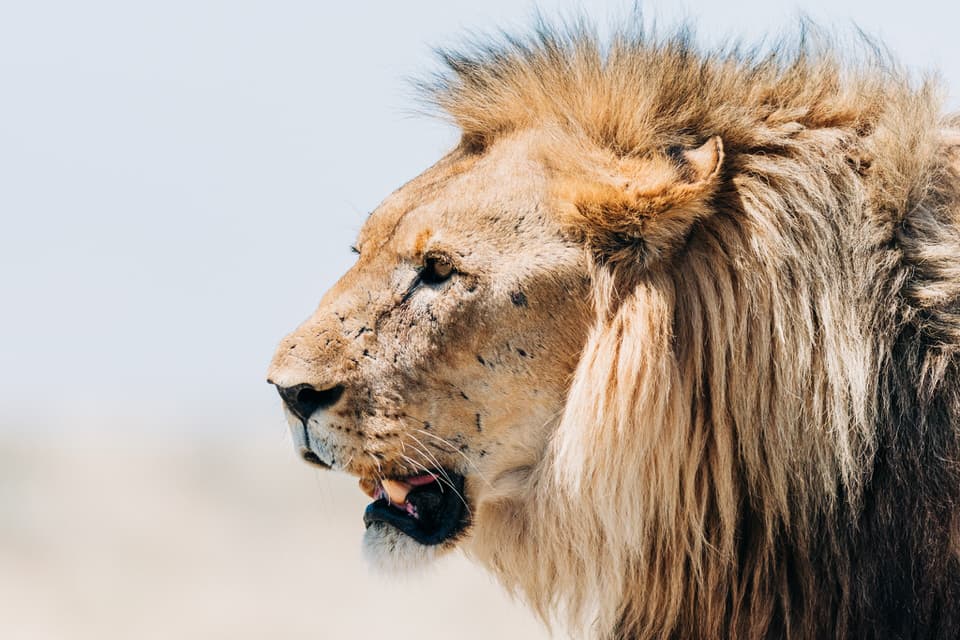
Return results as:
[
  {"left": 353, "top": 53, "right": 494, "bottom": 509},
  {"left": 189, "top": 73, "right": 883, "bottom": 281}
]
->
[{"left": 437, "top": 23, "right": 960, "bottom": 639}]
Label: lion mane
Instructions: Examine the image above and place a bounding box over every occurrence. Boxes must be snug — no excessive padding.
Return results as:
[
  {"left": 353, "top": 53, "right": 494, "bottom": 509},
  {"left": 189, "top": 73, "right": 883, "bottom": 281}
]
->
[{"left": 428, "top": 24, "right": 960, "bottom": 638}]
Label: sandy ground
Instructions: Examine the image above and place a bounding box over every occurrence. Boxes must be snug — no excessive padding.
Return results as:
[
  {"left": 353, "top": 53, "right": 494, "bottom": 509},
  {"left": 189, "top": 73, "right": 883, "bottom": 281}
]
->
[{"left": 0, "top": 431, "right": 550, "bottom": 640}]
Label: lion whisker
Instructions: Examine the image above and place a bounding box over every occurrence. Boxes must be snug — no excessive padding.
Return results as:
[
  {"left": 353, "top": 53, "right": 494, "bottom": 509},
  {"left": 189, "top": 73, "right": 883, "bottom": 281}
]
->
[
  {"left": 366, "top": 452, "right": 383, "bottom": 478},
  {"left": 413, "top": 428, "right": 493, "bottom": 489},
  {"left": 399, "top": 453, "right": 433, "bottom": 478},
  {"left": 400, "top": 432, "right": 455, "bottom": 487},
  {"left": 398, "top": 434, "right": 471, "bottom": 514},
  {"left": 397, "top": 413, "right": 484, "bottom": 482}
]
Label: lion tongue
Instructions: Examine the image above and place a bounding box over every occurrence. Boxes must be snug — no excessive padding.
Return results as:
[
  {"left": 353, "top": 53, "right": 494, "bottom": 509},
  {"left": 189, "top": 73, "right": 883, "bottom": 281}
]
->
[{"left": 407, "top": 473, "right": 439, "bottom": 487}]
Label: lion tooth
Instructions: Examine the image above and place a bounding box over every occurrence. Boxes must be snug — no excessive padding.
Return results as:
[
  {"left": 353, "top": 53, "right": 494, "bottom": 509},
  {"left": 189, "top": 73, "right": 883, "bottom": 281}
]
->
[
  {"left": 358, "top": 477, "right": 379, "bottom": 499},
  {"left": 381, "top": 479, "right": 412, "bottom": 505}
]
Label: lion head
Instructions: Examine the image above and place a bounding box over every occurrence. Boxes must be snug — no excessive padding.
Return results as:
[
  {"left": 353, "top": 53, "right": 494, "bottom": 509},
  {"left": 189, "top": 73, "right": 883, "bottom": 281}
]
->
[
  {"left": 267, "top": 129, "right": 595, "bottom": 569},
  {"left": 269, "top": 24, "right": 960, "bottom": 639}
]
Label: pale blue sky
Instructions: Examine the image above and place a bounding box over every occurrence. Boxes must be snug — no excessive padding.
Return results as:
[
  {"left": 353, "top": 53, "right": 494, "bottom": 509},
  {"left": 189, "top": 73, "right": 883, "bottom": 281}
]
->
[{"left": 1, "top": 0, "right": 957, "bottom": 436}]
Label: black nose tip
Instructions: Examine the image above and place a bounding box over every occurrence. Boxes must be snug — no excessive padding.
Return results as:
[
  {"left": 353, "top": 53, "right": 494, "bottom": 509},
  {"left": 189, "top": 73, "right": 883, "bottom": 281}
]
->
[{"left": 276, "top": 383, "right": 345, "bottom": 423}]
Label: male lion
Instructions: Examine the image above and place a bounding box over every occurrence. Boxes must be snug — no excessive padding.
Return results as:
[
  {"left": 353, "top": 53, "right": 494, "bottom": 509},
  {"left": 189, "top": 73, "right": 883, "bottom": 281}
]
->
[{"left": 267, "top": 24, "right": 960, "bottom": 639}]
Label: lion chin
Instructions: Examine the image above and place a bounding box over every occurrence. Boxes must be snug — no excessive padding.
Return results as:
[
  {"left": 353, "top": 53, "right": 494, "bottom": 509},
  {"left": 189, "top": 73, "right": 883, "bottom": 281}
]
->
[{"left": 361, "top": 523, "right": 443, "bottom": 574}]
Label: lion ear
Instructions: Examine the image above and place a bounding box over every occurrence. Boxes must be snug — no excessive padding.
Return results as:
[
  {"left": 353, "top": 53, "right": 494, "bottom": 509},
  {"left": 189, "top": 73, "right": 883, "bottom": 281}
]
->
[{"left": 557, "top": 136, "right": 724, "bottom": 265}]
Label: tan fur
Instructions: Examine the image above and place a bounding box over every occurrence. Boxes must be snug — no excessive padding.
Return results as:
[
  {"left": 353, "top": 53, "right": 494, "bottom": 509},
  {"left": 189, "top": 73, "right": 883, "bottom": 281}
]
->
[{"left": 270, "top": 23, "right": 960, "bottom": 639}]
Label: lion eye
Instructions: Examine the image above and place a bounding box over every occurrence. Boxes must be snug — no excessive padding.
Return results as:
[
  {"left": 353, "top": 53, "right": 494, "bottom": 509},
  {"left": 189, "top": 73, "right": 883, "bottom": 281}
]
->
[{"left": 421, "top": 255, "right": 455, "bottom": 285}]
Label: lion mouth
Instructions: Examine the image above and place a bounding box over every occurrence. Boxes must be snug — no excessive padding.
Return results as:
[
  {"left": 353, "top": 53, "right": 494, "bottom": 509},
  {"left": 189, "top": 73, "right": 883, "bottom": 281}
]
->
[{"left": 360, "top": 472, "right": 468, "bottom": 546}]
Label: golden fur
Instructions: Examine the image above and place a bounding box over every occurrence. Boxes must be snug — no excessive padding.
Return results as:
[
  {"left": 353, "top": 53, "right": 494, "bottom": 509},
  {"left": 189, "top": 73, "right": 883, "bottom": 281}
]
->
[{"left": 270, "top": 21, "right": 960, "bottom": 639}]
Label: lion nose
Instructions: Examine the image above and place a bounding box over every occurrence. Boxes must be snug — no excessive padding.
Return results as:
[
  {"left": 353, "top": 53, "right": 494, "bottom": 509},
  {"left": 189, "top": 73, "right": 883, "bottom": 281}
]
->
[{"left": 275, "top": 383, "right": 345, "bottom": 423}]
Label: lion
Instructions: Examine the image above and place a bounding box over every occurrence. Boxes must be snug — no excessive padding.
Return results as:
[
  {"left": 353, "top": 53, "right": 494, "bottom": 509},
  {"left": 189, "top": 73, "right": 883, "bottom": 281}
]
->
[{"left": 267, "top": 22, "right": 960, "bottom": 639}]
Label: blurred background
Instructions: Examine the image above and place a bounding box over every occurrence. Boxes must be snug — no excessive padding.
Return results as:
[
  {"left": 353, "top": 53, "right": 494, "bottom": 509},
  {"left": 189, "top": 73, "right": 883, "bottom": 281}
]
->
[{"left": 1, "top": 1, "right": 957, "bottom": 638}]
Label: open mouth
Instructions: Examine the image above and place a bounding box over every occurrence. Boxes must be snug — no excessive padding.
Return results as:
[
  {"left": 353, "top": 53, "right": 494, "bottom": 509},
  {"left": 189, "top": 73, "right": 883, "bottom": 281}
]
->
[{"left": 360, "top": 472, "right": 468, "bottom": 546}]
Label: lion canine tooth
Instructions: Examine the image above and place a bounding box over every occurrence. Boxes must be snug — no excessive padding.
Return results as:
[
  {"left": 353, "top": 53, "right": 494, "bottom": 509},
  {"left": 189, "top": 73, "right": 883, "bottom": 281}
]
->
[
  {"left": 358, "top": 477, "right": 378, "bottom": 499},
  {"left": 381, "top": 479, "right": 412, "bottom": 505}
]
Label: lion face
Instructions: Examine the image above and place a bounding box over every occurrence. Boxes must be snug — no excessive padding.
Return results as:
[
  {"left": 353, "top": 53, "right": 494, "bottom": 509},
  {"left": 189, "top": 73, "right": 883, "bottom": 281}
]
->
[{"left": 267, "top": 131, "right": 592, "bottom": 569}]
